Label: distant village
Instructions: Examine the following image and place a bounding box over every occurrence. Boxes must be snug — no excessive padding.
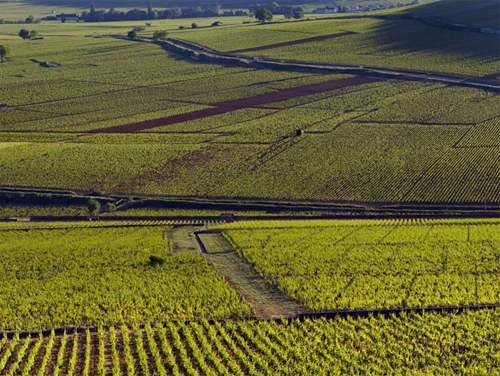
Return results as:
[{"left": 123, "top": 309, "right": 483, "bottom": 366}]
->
[
  {"left": 0, "top": 0, "right": 423, "bottom": 24},
  {"left": 313, "top": 1, "right": 420, "bottom": 14}
]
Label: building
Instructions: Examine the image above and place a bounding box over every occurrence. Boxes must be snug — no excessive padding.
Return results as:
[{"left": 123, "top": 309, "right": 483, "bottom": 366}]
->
[
  {"left": 313, "top": 7, "right": 336, "bottom": 14},
  {"left": 55, "top": 14, "right": 80, "bottom": 22}
]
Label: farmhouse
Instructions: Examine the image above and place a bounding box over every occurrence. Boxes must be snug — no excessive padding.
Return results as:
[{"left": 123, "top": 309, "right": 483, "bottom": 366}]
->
[{"left": 313, "top": 7, "right": 336, "bottom": 14}]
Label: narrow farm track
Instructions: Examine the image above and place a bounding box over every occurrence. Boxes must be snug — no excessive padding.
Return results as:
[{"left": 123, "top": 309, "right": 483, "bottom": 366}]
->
[
  {"left": 90, "top": 77, "right": 378, "bottom": 133},
  {"left": 196, "top": 231, "right": 310, "bottom": 319}
]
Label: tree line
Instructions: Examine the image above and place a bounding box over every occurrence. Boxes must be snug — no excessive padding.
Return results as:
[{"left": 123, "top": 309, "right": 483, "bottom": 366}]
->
[
  {"left": 81, "top": 2, "right": 240, "bottom": 22},
  {"left": 77, "top": 1, "right": 302, "bottom": 23}
]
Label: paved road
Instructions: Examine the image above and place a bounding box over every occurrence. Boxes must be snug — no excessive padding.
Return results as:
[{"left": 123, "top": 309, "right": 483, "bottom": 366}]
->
[{"left": 167, "top": 38, "right": 500, "bottom": 90}]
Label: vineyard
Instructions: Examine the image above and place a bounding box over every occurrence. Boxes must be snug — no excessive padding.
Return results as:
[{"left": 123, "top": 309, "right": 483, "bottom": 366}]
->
[
  {"left": 0, "top": 224, "right": 252, "bottom": 330},
  {"left": 179, "top": 17, "right": 500, "bottom": 77},
  {"left": 1, "top": 15, "right": 499, "bottom": 205},
  {"left": 1, "top": 0, "right": 499, "bottom": 372},
  {"left": 0, "top": 310, "right": 498, "bottom": 375},
  {"left": 216, "top": 218, "right": 500, "bottom": 311},
  {"left": 405, "top": 0, "right": 500, "bottom": 28}
]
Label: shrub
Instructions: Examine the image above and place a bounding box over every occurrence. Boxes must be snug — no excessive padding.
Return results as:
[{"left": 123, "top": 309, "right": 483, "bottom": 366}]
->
[{"left": 149, "top": 255, "right": 165, "bottom": 266}]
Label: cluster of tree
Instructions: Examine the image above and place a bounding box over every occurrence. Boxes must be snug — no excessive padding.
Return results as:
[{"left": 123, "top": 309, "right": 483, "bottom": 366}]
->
[
  {"left": 337, "top": 5, "right": 351, "bottom": 13},
  {"left": 0, "top": 45, "right": 8, "bottom": 62},
  {"left": 249, "top": 2, "right": 303, "bottom": 16},
  {"left": 254, "top": 6, "right": 302, "bottom": 22},
  {"left": 86, "top": 199, "right": 116, "bottom": 218},
  {"left": 24, "top": 15, "right": 37, "bottom": 23},
  {"left": 18, "top": 29, "right": 38, "bottom": 40},
  {"left": 128, "top": 28, "right": 168, "bottom": 40},
  {"left": 81, "top": 2, "right": 226, "bottom": 22}
]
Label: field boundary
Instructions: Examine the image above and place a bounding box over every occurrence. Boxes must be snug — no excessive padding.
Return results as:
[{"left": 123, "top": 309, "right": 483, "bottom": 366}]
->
[{"left": 2, "top": 303, "right": 499, "bottom": 340}]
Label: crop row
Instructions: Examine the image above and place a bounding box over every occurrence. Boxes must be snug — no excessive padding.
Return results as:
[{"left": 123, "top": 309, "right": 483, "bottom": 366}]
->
[
  {"left": 457, "top": 116, "right": 500, "bottom": 148},
  {"left": 213, "top": 217, "right": 500, "bottom": 230},
  {"left": 0, "top": 205, "right": 86, "bottom": 217},
  {"left": 223, "top": 220, "right": 500, "bottom": 311},
  {"left": 404, "top": 145, "right": 500, "bottom": 204},
  {"left": 0, "top": 310, "right": 498, "bottom": 375},
  {"left": 0, "top": 225, "right": 253, "bottom": 330},
  {"left": 235, "top": 19, "right": 500, "bottom": 77}
]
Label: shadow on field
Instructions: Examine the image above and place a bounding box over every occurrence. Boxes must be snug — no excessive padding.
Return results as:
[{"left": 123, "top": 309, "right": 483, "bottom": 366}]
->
[{"left": 358, "top": 19, "right": 499, "bottom": 66}]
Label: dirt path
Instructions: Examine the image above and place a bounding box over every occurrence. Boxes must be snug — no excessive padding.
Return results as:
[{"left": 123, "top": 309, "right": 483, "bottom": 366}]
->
[
  {"left": 197, "top": 231, "right": 310, "bottom": 319},
  {"left": 92, "top": 77, "right": 377, "bottom": 133},
  {"left": 226, "top": 31, "right": 357, "bottom": 54}
]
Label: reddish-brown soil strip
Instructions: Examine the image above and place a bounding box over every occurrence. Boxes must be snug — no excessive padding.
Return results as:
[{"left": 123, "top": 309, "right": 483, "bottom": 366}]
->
[
  {"left": 93, "top": 77, "right": 378, "bottom": 134},
  {"left": 226, "top": 31, "right": 357, "bottom": 54},
  {"left": 462, "top": 17, "right": 500, "bottom": 26}
]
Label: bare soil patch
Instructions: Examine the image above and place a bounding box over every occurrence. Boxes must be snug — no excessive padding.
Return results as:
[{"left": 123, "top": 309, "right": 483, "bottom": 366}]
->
[
  {"left": 226, "top": 31, "right": 357, "bottom": 54},
  {"left": 93, "top": 77, "right": 377, "bottom": 134}
]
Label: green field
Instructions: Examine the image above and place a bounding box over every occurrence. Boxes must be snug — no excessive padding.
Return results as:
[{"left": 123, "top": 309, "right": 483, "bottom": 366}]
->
[
  {"left": 216, "top": 218, "right": 500, "bottom": 311},
  {"left": 404, "top": 0, "right": 500, "bottom": 28},
  {"left": 0, "top": 218, "right": 498, "bottom": 374},
  {"left": 1, "top": 13, "right": 499, "bottom": 205},
  {"left": 0, "top": 223, "right": 253, "bottom": 330},
  {"left": 0, "top": 310, "right": 498, "bottom": 375},
  {"left": 1, "top": 1, "right": 499, "bottom": 372},
  {"left": 178, "top": 17, "right": 500, "bottom": 77}
]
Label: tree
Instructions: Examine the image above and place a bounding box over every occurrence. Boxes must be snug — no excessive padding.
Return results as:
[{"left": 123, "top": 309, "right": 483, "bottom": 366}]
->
[
  {"left": 0, "top": 45, "right": 8, "bottom": 62},
  {"left": 87, "top": 199, "right": 101, "bottom": 217},
  {"left": 255, "top": 8, "right": 272, "bottom": 22},
  {"left": 152, "top": 30, "right": 168, "bottom": 41},
  {"left": 105, "top": 203, "right": 116, "bottom": 213},
  {"left": 292, "top": 10, "right": 304, "bottom": 19},
  {"left": 191, "top": 23, "right": 198, "bottom": 28},
  {"left": 127, "top": 30, "right": 138, "bottom": 39},
  {"left": 29, "top": 30, "right": 38, "bottom": 39},
  {"left": 19, "top": 29, "right": 30, "bottom": 40},
  {"left": 171, "top": 7, "right": 182, "bottom": 18},
  {"left": 147, "top": 2, "right": 156, "bottom": 19},
  {"left": 25, "top": 15, "right": 34, "bottom": 23},
  {"left": 284, "top": 9, "right": 293, "bottom": 19}
]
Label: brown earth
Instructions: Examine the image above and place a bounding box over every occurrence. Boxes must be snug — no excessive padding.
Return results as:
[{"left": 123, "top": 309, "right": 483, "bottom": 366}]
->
[
  {"left": 226, "top": 31, "right": 357, "bottom": 54},
  {"left": 92, "top": 77, "right": 378, "bottom": 134},
  {"left": 462, "top": 17, "right": 500, "bottom": 26}
]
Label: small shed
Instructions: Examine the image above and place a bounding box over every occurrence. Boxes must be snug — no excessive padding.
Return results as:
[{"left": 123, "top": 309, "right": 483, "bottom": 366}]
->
[
  {"left": 220, "top": 213, "right": 235, "bottom": 222},
  {"left": 296, "top": 129, "right": 304, "bottom": 136},
  {"left": 0, "top": 104, "right": 8, "bottom": 111}
]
